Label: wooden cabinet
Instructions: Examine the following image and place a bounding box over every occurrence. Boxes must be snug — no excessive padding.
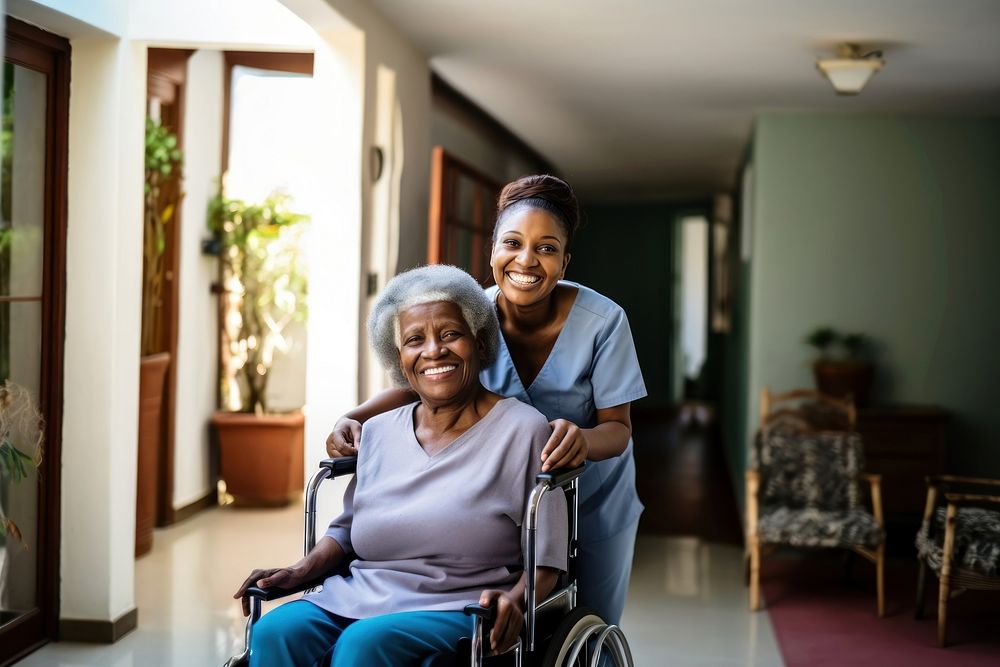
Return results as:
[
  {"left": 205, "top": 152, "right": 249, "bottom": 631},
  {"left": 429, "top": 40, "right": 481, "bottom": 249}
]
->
[{"left": 857, "top": 406, "right": 949, "bottom": 518}]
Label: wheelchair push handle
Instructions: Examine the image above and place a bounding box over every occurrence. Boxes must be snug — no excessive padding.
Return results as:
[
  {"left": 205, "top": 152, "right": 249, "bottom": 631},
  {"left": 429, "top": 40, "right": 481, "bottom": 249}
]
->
[
  {"left": 305, "top": 457, "right": 359, "bottom": 556},
  {"left": 320, "top": 456, "right": 358, "bottom": 477},
  {"left": 536, "top": 465, "right": 585, "bottom": 489},
  {"left": 525, "top": 463, "right": 584, "bottom": 652}
]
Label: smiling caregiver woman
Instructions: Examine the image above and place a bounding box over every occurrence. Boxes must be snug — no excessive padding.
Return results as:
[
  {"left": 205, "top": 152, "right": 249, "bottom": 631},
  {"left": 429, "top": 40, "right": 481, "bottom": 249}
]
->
[{"left": 328, "top": 174, "right": 646, "bottom": 625}]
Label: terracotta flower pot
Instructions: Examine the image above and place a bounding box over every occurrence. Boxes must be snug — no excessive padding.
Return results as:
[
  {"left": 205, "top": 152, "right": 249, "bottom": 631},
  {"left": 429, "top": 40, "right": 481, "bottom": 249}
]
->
[
  {"left": 136, "top": 352, "right": 170, "bottom": 557},
  {"left": 812, "top": 360, "right": 874, "bottom": 407},
  {"left": 212, "top": 410, "right": 305, "bottom": 506}
]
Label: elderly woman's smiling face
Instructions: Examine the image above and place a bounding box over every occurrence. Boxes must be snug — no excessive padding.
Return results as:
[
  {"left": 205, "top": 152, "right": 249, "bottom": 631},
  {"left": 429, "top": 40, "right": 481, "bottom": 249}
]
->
[{"left": 397, "top": 300, "right": 484, "bottom": 407}]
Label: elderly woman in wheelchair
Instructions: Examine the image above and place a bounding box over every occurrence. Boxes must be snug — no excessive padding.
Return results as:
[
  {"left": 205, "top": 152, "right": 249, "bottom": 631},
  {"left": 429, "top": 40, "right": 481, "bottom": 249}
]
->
[{"left": 232, "top": 264, "right": 568, "bottom": 666}]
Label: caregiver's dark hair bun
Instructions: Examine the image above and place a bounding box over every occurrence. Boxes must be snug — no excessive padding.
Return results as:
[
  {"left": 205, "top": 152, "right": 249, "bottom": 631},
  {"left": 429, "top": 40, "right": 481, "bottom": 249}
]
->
[{"left": 495, "top": 174, "right": 580, "bottom": 248}]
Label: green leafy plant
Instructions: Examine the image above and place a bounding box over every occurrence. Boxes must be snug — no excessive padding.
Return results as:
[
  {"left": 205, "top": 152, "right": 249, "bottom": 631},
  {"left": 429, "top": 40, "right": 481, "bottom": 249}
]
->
[
  {"left": 0, "top": 380, "right": 43, "bottom": 542},
  {"left": 209, "top": 188, "right": 309, "bottom": 414},
  {"left": 142, "top": 118, "right": 184, "bottom": 355},
  {"left": 805, "top": 326, "right": 868, "bottom": 361}
]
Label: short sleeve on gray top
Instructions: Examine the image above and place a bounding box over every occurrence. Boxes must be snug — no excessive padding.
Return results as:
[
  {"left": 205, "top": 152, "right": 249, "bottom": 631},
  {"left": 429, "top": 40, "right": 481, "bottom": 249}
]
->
[{"left": 305, "top": 397, "right": 568, "bottom": 619}]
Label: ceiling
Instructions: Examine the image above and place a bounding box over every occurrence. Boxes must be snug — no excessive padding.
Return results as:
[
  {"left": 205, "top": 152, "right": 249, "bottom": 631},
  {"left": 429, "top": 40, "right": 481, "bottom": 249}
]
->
[{"left": 368, "top": 0, "right": 1000, "bottom": 199}]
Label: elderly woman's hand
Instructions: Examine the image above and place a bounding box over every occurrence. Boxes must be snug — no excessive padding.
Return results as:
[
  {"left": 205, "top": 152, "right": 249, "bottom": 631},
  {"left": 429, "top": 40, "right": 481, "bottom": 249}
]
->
[
  {"left": 540, "top": 419, "right": 589, "bottom": 472},
  {"left": 233, "top": 566, "right": 307, "bottom": 617},
  {"left": 478, "top": 589, "right": 524, "bottom": 654},
  {"left": 326, "top": 417, "right": 362, "bottom": 457}
]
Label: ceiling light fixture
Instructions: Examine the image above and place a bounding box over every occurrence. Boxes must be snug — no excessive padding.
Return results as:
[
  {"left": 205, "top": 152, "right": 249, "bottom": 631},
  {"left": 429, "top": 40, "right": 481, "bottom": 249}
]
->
[{"left": 816, "top": 43, "right": 884, "bottom": 95}]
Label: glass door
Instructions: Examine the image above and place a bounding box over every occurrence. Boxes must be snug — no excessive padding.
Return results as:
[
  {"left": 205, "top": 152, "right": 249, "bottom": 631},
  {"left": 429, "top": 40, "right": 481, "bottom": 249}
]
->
[{"left": 0, "top": 17, "right": 69, "bottom": 661}]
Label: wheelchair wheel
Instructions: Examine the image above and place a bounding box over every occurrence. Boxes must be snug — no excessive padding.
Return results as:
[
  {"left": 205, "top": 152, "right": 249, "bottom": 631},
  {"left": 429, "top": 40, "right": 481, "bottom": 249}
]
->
[{"left": 539, "top": 606, "right": 633, "bottom": 667}]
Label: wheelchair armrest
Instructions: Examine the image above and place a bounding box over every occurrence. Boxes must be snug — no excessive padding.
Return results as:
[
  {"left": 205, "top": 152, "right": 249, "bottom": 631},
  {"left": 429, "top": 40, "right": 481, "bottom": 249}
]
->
[
  {"left": 536, "top": 465, "right": 585, "bottom": 489},
  {"left": 463, "top": 603, "right": 497, "bottom": 622},
  {"left": 245, "top": 575, "right": 328, "bottom": 602},
  {"left": 320, "top": 457, "right": 358, "bottom": 477}
]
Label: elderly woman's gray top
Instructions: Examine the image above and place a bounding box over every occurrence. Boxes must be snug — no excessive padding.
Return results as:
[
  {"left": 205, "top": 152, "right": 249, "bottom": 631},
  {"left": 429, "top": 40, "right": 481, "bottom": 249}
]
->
[{"left": 305, "top": 397, "right": 568, "bottom": 619}]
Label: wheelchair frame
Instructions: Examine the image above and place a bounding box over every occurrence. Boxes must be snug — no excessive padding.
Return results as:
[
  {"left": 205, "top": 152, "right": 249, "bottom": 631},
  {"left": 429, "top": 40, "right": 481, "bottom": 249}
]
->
[{"left": 226, "top": 457, "right": 634, "bottom": 667}]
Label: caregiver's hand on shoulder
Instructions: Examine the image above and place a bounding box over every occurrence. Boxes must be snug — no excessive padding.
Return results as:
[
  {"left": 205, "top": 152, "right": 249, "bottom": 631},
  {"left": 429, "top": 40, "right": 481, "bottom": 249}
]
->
[
  {"left": 326, "top": 417, "right": 362, "bottom": 457},
  {"left": 233, "top": 567, "right": 306, "bottom": 617},
  {"left": 541, "top": 419, "right": 588, "bottom": 472},
  {"left": 479, "top": 589, "right": 524, "bottom": 655}
]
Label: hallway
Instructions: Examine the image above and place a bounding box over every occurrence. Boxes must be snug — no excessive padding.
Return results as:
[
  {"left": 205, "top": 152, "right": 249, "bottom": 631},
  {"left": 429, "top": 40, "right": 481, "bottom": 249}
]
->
[{"left": 632, "top": 405, "right": 743, "bottom": 543}]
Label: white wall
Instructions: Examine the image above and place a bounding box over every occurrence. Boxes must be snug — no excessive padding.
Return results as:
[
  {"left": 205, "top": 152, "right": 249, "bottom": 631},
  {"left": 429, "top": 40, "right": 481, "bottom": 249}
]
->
[
  {"left": 431, "top": 102, "right": 545, "bottom": 185},
  {"left": 300, "top": 29, "right": 365, "bottom": 520},
  {"left": 7, "top": 0, "right": 128, "bottom": 37},
  {"left": 359, "top": 64, "right": 401, "bottom": 401},
  {"left": 280, "top": 0, "right": 433, "bottom": 482},
  {"left": 322, "top": 0, "right": 431, "bottom": 275},
  {"left": 60, "top": 36, "right": 146, "bottom": 623},
  {"left": 129, "top": 0, "right": 318, "bottom": 50},
  {"left": 173, "top": 49, "right": 224, "bottom": 510}
]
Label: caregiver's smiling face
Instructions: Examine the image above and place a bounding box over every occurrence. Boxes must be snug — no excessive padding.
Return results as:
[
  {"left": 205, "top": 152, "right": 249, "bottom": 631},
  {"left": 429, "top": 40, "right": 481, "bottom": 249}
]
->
[{"left": 490, "top": 208, "right": 570, "bottom": 307}]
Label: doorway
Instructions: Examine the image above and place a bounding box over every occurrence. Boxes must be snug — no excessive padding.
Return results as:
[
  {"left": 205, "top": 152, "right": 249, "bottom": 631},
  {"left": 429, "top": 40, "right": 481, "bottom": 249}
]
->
[
  {"left": 672, "top": 214, "right": 710, "bottom": 401},
  {"left": 136, "top": 48, "right": 193, "bottom": 558},
  {"left": 0, "top": 16, "right": 69, "bottom": 661}
]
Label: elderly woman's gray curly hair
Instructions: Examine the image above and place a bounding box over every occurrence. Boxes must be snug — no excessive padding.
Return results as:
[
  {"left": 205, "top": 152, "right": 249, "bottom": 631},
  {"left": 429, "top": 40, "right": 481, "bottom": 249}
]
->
[{"left": 368, "top": 264, "right": 499, "bottom": 387}]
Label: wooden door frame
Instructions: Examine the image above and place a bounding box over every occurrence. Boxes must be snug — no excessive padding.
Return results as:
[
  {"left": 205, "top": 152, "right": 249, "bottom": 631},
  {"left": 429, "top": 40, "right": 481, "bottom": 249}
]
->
[
  {"left": 0, "top": 16, "right": 69, "bottom": 661},
  {"left": 145, "top": 47, "right": 193, "bottom": 527}
]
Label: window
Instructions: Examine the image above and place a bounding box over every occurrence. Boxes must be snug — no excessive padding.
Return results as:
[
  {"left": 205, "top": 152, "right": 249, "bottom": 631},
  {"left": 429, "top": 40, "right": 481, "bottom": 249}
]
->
[{"left": 428, "top": 147, "right": 501, "bottom": 285}]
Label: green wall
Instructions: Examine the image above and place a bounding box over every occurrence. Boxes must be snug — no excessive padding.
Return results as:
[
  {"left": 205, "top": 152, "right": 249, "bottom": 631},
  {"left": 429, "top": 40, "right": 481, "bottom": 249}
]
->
[
  {"left": 571, "top": 201, "right": 708, "bottom": 406},
  {"left": 735, "top": 113, "right": 1000, "bottom": 482}
]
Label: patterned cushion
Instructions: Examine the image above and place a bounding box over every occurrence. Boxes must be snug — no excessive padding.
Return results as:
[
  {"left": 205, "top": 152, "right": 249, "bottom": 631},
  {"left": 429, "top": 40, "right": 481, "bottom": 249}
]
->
[
  {"left": 915, "top": 507, "right": 1000, "bottom": 577},
  {"left": 759, "top": 507, "right": 883, "bottom": 548},
  {"left": 755, "top": 426, "right": 865, "bottom": 511}
]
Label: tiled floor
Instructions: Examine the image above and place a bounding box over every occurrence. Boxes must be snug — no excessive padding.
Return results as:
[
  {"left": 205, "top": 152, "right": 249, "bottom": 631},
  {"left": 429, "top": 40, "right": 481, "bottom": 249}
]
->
[
  {"left": 20, "top": 502, "right": 784, "bottom": 666},
  {"left": 623, "top": 536, "right": 783, "bottom": 666}
]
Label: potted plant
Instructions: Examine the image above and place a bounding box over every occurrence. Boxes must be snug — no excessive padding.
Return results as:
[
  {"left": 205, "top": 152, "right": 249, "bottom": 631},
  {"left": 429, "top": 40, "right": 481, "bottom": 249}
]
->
[
  {"left": 208, "top": 187, "right": 309, "bottom": 506},
  {"left": 805, "top": 326, "right": 875, "bottom": 406},
  {"left": 136, "top": 118, "right": 182, "bottom": 554}
]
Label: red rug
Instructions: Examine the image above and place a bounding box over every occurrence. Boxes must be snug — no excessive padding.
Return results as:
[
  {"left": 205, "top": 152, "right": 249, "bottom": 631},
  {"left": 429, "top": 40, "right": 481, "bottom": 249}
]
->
[{"left": 761, "top": 553, "right": 1000, "bottom": 666}]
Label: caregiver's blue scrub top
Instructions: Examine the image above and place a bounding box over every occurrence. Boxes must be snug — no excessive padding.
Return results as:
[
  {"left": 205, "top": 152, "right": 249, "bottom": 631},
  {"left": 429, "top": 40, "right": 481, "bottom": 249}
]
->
[{"left": 481, "top": 281, "right": 646, "bottom": 541}]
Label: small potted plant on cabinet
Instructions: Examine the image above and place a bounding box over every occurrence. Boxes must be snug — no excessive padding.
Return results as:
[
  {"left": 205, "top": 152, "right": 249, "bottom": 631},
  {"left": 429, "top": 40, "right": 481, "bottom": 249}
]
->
[
  {"left": 805, "top": 326, "right": 874, "bottom": 406},
  {"left": 208, "top": 188, "right": 309, "bottom": 506}
]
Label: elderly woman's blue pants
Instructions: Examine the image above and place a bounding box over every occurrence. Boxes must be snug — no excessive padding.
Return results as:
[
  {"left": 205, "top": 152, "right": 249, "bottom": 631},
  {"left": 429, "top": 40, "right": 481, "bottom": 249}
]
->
[{"left": 249, "top": 600, "right": 473, "bottom": 667}]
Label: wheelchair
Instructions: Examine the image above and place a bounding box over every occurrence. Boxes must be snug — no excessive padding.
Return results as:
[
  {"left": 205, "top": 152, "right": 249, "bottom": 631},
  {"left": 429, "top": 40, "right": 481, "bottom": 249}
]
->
[{"left": 226, "top": 457, "right": 635, "bottom": 667}]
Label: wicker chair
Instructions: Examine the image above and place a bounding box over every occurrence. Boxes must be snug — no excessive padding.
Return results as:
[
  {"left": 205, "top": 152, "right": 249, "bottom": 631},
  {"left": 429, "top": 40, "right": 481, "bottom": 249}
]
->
[
  {"left": 915, "top": 475, "right": 1000, "bottom": 646},
  {"left": 746, "top": 388, "right": 885, "bottom": 617}
]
